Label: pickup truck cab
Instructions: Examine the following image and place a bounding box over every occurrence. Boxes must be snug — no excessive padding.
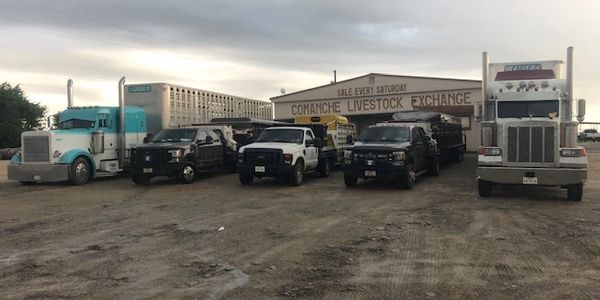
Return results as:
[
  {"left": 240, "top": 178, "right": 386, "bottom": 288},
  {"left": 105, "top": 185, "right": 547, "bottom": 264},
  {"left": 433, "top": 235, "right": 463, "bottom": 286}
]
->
[
  {"left": 343, "top": 123, "right": 439, "bottom": 189},
  {"left": 580, "top": 129, "right": 600, "bottom": 142},
  {"left": 237, "top": 126, "right": 333, "bottom": 186},
  {"left": 128, "top": 125, "right": 237, "bottom": 184}
]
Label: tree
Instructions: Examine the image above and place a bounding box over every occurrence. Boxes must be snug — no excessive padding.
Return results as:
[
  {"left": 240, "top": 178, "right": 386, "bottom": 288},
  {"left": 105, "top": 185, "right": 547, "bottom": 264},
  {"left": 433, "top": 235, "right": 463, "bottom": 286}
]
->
[{"left": 0, "top": 82, "right": 47, "bottom": 148}]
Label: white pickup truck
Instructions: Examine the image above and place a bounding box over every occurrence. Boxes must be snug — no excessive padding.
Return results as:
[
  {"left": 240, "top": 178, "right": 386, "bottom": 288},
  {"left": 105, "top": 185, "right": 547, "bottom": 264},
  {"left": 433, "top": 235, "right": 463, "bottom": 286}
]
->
[
  {"left": 237, "top": 126, "right": 336, "bottom": 186},
  {"left": 580, "top": 129, "right": 600, "bottom": 142}
]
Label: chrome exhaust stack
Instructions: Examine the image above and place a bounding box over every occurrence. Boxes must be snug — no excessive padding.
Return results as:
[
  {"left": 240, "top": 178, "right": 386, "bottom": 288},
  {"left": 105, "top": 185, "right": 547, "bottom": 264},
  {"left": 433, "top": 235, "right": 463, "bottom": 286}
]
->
[
  {"left": 67, "top": 79, "right": 74, "bottom": 108},
  {"left": 118, "top": 76, "right": 126, "bottom": 167}
]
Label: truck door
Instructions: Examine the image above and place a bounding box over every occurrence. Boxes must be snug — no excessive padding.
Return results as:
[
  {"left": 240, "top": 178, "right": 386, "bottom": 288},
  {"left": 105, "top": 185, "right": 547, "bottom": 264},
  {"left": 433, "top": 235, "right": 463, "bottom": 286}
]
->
[
  {"left": 305, "top": 130, "right": 319, "bottom": 169},
  {"left": 412, "top": 127, "right": 427, "bottom": 171},
  {"left": 195, "top": 130, "right": 211, "bottom": 168},
  {"left": 208, "top": 129, "right": 224, "bottom": 165}
]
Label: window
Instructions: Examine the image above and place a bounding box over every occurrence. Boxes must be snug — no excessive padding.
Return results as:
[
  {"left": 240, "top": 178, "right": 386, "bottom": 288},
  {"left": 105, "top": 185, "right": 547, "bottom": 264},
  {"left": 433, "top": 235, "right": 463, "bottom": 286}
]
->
[
  {"left": 305, "top": 130, "right": 314, "bottom": 141},
  {"left": 196, "top": 130, "right": 208, "bottom": 141},
  {"left": 208, "top": 130, "right": 221, "bottom": 142}
]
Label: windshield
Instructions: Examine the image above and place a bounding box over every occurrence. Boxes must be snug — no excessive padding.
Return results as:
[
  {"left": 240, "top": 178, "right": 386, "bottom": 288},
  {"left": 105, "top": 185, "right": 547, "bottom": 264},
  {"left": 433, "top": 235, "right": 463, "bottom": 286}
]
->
[
  {"left": 58, "top": 119, "right": 95, "bottom": 129},
  {"left": 357, "top": 126, "right": 410, "bottom": 143},
  {"left": 498, "top": 100, "right": 559, "bottom": 118},
  {"left": 256, "top": 129, "right": 304, "bottom": 144},
  {"left": 152, "top": 129, "right": 197, "bottom": 143}
]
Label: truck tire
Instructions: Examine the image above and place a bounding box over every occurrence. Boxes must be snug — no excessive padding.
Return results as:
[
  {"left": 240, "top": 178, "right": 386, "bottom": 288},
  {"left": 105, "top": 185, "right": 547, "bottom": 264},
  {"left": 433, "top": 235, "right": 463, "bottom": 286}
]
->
[
  {"left": 318, "top": 158, "right": 330, "bottom": 177},
  {"left": 239, "top": 172, "right": 253, "bottom": 185},
  {"left": 177, "top": 163, "right": 196, "bottom": 184},
  {"left": 478, "top": 180, "right": 493, "bottom": 197},
  {"left": 70, "top": 157, "right": 91, "bottom": 185},
  {"left": 400, "top": 163, "right": 416, "bottom": 189},
  {"left": 567, "top": 183, "right": 583, "bottom": 201},
  {"left": 131, "top": 175, "right": 151, "bottom": 185},
  {"left": 344, "top": 174, "right": 357, "bottom": 187},
  {"left": 427, "top": 156, "right": 440, "bottom": 176},
  {"left": 290, "top": 160, "right": 304, "bottom": 186}
]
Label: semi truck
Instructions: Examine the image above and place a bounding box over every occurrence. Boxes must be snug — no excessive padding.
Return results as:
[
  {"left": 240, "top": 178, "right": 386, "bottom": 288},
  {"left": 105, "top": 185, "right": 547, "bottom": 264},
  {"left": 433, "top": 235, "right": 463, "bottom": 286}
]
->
[{"left": 477, "top": 47, "right": 587, "bottom": 201}]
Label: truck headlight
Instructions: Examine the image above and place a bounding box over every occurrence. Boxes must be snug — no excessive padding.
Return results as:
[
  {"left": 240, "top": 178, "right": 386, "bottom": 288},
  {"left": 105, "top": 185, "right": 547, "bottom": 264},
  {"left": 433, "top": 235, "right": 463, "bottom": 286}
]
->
[
  {"left": 168, "top": 149, "right": 183, "bottom": 158},
  {"left": 479, "top": 147, "right": 501, "bottom": 156},
  {"left": 392, "top": 151, "right": 405, "bottom": 161},
  {"left": 283, "top": 153, "right": 293, "bottom": 164},
  {"left": 344, "top": 150, "right": 352, "bottom": 160},
  {"left": 560, "top": 148, "right": 586, "bottom": 157}
]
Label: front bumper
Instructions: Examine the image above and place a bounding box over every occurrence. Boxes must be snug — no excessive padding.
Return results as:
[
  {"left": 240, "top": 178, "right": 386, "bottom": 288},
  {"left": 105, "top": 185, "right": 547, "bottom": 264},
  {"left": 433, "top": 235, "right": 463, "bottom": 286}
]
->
[
  {"left": 477, "top": 166, "right": 587, "bottom": 186},
  {"left": 343, "top": 164, "right": 407, "bottom": 179},
  {"left": 8, "top": 164, "right": 70, "bottom": 183},
  {"left": 128, "top": 162, "right": 184, "bottom": 177},
  {"left": 238, "top": 163, "right": 294, "bottom": 177}
]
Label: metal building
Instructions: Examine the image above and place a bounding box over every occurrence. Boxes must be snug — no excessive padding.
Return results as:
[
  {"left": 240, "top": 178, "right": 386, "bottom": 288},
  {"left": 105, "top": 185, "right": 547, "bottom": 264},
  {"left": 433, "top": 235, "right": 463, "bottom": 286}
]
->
[{"left": 271, "top": 73, "right": 482, "bottom": 151}]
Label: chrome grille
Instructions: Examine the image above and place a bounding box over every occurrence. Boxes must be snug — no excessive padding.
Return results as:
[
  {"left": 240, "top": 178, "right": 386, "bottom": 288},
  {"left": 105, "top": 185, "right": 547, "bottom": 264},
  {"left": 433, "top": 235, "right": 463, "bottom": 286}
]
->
[
  {"left": 507, "top": 126, "right": 555, "bottom": 163},
  {"left": 23, "top": 136, "right": 50, "bottom": 162}
]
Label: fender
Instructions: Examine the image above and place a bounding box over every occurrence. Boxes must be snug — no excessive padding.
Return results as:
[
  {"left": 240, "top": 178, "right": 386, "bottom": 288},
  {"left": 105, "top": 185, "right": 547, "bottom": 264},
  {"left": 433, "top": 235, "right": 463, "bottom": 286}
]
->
[{"left": 59, "top": 148, "right": 97, "bottom": 178}]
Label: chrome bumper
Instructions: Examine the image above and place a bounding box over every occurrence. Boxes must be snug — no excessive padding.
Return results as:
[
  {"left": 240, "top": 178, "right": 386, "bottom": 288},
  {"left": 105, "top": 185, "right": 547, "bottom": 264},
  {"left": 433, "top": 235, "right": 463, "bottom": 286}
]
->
[
  {"left": 7, "top": 164, "right": 70, "bottom": 183},
  {"left": 477, "top": 166, "right": 587, "bottom": 186}
]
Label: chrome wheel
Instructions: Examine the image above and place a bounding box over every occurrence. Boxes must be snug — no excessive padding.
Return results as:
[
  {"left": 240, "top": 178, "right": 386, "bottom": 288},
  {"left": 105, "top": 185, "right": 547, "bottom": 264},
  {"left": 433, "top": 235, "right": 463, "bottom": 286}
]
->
[{"left": 182, "top": 165, "right": 195, "bottom": 182}]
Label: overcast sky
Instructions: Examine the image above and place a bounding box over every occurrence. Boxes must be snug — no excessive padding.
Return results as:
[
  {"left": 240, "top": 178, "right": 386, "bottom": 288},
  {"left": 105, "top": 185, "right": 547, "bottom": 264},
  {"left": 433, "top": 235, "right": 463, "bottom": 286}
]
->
[{"left": 2, "top": 0, "right": 600, "bottom": 122}]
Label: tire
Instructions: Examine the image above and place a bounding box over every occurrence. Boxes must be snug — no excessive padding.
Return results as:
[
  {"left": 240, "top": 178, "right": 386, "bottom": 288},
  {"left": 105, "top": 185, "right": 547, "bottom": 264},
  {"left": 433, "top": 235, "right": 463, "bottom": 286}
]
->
[
  {"left": 344, "top": 174, "right": 357, "bottom": 187},
  {"left": 567, "top": 183, "right": 583, "bottom": 201},
  {"left": 131, "top": 175, "right": 151, "bottom": 185},
  {"left": 400, "top": 163, "right": 416, "bottom": 189},
  {"left": 427, "top": 156, "right": 440, "bottom": 177},
  {"left": 290, "top": 160, "right": 304, "bottom": 186},
  {"left": 177, "top": 163, "right": 196, "bottom": 184},
  {"left": 318, "top": 159, "right": 330, "bottom": 177},
  {"left": 70, "top": 157, "right": 91, "bottom": 185},
  {"left": 478, "top": 180, "right": 493, "bottom": 197},
  {"left": 239, "top": 172, "right": 253, "bottom": 185}
]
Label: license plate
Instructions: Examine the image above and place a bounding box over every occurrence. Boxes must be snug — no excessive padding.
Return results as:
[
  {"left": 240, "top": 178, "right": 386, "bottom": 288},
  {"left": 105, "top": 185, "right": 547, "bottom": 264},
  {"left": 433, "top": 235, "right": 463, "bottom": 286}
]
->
[
  {"left": 367, "top": 160, "right": 374, "bottom": 166},
  {"left": 365, "top": 170, "right": 376, "bottom": 177},
  {"left": 143, "top": 168, "right": 153, "bottom": 174},
  {"left": 33, "top": 175, "right": 41, "bottom": 180},
  {"left": 523, "top": 177, "right": 538, "bottom": 185},
  {"left": 255, "top": 166, "right": 266, "bottom": 173}
]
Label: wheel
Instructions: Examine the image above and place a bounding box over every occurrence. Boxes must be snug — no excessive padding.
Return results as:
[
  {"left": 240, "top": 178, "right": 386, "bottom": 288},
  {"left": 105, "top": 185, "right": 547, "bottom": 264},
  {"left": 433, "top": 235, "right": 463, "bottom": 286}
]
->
[
  {"left": 478, "top": 180, "right": 493, "bottom": 197},
  {"left": 400, "top": 163, "right": 416, "bottom": 189},
  {"left": 290, "top": 160, "right": 304, "bottom": 186},
  {"left": 567, "top": 183, "right": 583, "bottom": 201},
  {"left": 177, "top": 163, "right": 196, "bottom": 184},
  {"left": 344, "top": 174, "right": 357, "bottom": 187},
  {"left": 427, "top": 156, "right": 440, "bottom": 176},
  {"left": 318, "top": 159, "right": 330, "bottom": 177},
  {"left": 131, "top": 175, "right": 151, "bottom": 185},
  {"left": 70, "top": 157, "right": 91, "bottom": 185},
  {"left": 239, "top": 172, "right": 253, "bottom": 185}
]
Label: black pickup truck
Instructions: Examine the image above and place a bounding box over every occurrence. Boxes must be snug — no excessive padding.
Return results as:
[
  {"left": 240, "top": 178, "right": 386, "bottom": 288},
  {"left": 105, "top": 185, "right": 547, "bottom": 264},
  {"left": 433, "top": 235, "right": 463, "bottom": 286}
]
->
[
  {"left": 343, "top": 123, "right": 439, "bottom": 189},
  {"left": 128, "top": 126, "right": 237, "bottom": 184}
]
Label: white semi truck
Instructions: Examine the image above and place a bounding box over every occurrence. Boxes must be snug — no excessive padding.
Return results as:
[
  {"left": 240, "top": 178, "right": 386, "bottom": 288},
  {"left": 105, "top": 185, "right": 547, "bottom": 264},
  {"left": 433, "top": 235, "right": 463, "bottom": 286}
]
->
[{"left": 477, "top": 47, "right": 588, "bottom": 201}]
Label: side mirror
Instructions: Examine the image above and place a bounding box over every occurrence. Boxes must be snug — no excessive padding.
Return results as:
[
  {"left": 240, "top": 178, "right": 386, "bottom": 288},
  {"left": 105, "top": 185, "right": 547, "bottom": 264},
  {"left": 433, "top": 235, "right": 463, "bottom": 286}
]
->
[
  {"left": 305, "top": 140, "right": 315, "bottom": 147},
  {"left": 346, "top": 134, "right": 354, "bottom": 145},
  {"left": 205, "top": 136, "right": 214, "bottom": 144},
  {"left": 577, "top": 99, "right": 586, "bottom": 122}
]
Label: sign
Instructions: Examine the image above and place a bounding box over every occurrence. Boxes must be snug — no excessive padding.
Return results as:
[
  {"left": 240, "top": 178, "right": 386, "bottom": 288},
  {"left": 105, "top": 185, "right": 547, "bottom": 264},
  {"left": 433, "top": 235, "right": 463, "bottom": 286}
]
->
[
  {"left": 128, "top": 85, "right": 152, "bottom": 93},
  {"left": 411, "top": 91, "right": 472, "bottom": 107},
  {"left": 336, "top": 84, "right": 407, "bottom": 98},
  {"left": 504, "top": 64, "right": 543, "bottom": 71}
]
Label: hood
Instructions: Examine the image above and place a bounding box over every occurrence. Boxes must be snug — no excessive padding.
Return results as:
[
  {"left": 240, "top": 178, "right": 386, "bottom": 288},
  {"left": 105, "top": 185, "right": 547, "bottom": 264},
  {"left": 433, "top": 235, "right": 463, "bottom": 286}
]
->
[
  {"left": 239, "top": 142, "right": 304, "bottom": 153},
  {"left": 135, "top": 141, "right": 191, "bottom": 149},
  {"left": 349, "top": 141, "right": 411, "bottom": 151}
]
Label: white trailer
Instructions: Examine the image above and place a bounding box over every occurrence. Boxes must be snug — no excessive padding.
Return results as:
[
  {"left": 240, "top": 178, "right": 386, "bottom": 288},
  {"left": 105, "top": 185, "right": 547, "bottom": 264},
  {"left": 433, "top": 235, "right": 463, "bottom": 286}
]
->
[{"left": 125, "top": 83, "right": 273, "bottom": 136}]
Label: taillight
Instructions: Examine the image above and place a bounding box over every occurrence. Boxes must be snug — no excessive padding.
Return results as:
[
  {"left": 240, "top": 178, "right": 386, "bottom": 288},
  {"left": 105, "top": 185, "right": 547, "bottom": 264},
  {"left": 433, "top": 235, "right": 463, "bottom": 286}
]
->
[{"left": 479, "top": 147, "right": 502, "bottom": 156}]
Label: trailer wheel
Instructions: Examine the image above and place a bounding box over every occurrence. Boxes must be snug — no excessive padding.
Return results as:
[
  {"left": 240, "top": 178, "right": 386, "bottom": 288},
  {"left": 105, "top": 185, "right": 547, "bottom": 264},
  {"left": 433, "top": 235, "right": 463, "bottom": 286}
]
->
[
  {"left": 344, "top": 174, "right": 357, "bottom": 187},
  {"left": 239, "top": 172, "right": 253, "bottom": 185},
  {"left": 290, "top": 160, "right": 304, "bottom": 186},
  {"left": 177, "top": 163, "right": 196, "bottom": 184},
  {"left": 400, "top": 163, "right": 416, "bottom": 189},
  {"left": 478, "top": 180, "right": 493, "bottom": 197},
  {"left": 131, "top": 175, "right": 151, "bottom": 185},
  {"left": 318, "top": 158, "right": 330, "bottom": 177},
  {"left": 427, "top": 156, "right": 440, "bottom": 176},
  {"left": 567, "top": 183, "right": 583, "bottom": 201},
  {"left": 70, "top": 157, "right": 91, "bottom": 185}
]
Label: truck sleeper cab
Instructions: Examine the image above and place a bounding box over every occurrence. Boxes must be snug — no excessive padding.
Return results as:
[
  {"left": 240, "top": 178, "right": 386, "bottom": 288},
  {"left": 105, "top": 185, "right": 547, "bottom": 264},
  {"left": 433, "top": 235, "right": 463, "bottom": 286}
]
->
[{"left": 343, "top": 124, "right": 440, "bottom": 189}]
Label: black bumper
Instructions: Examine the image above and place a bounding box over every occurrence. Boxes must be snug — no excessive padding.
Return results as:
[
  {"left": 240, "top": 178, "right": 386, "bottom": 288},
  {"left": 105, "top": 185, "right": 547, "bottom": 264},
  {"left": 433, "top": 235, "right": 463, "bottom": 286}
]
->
[
  {"left": 238, "top": 163, "right": 294, "bottom": 177},
  {"left": 128, "top": 162, "right": 185, "bottom": 177},
  {"left": 343, "top": 164, "right": 407, "bottom": 179}
]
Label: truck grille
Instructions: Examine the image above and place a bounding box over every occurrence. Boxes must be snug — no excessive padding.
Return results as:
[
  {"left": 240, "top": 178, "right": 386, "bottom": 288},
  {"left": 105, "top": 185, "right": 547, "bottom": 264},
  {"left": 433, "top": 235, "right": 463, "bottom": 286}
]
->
[
  {"left": 132, "top": 149, "right": 171, "bottom": 165},
  {"left": 507, "top": 126, "right": 555, "bottom": 163},
  {"left": 23, "top": 136, "right": 50, "bottom": 162},
  {"left": 352, "top": 150, "right": 393, "bottom": 166},
  {"left": 244, "top": 149, "right": 283, "bottom": 165}
]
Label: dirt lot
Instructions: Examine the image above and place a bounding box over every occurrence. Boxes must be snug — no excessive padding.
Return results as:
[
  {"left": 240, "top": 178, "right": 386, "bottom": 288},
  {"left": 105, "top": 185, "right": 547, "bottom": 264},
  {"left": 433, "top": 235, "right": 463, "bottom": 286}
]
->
[{"left": 1, "top": 144, "right": 599, "bottom": 299}]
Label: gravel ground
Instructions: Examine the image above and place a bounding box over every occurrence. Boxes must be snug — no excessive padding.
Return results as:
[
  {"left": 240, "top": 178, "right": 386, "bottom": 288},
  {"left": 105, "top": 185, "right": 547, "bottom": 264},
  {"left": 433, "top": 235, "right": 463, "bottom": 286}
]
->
[{"left": 0, "top": 143, "right": 599, "bottom": 299}]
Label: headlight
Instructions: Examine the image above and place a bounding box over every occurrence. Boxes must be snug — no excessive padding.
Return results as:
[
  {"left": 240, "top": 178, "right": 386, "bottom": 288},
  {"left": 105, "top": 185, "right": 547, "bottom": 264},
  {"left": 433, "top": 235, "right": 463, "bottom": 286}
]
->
[
  {"left": 479, "top": 147, "right": 501, "bottom": 156},
  {"left": 344, "top": 150, "right": 352, "bottom": 159},
  {"left": 283, "top": 153, "right": 293, "bottom": 164},
  {"left": 392, "top": 151, "right": 405, "bottom": 161},
  {"left": 560, "top": 148, "right": 586, "bottom": 157},
  {"left": 168, "top": 149, "right": 183, "bottom": 158}
]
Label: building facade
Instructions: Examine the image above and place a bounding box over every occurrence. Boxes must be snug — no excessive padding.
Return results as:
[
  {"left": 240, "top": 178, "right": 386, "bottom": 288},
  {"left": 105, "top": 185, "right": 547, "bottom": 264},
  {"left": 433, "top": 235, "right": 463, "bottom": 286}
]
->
[{"left": 271, "top": 73, "right": 482, "bottom": 151}]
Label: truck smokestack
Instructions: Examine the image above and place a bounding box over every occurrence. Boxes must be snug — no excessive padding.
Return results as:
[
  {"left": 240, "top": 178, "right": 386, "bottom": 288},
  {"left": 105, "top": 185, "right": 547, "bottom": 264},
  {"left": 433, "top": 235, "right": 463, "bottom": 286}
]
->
[
  {"left": 481, "top": 52, "right": 488, "bottom": 122},
  {"left": 118, "top": 76, "right": 126, "bottom": 167},
  {"left": 565, "top": 46, "right": 574, "bottom": 121},
  {"left": 67, "top": 79, "right": 74, "bottom": 108}
]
